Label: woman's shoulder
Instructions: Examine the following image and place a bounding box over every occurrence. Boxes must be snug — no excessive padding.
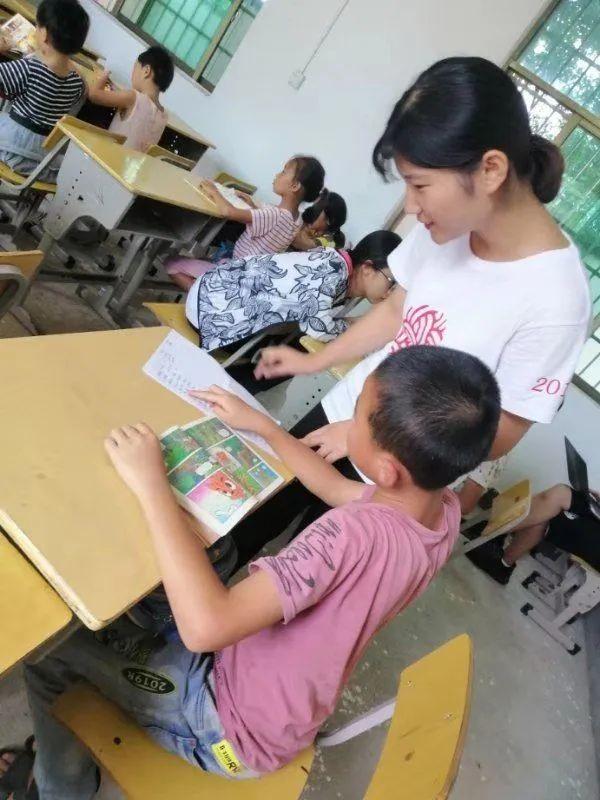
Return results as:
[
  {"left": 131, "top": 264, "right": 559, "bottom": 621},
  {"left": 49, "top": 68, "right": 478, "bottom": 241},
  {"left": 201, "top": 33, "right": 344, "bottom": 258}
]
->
[{"left": 523, "top": 241, "right": 591, "bottom": 324}]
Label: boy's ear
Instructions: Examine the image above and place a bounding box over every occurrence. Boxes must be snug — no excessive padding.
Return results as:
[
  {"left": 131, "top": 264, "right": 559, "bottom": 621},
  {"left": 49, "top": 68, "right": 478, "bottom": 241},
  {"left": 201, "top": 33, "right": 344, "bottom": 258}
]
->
[{"left": 374, "top": 452, "right": 402, "bottom": 489}]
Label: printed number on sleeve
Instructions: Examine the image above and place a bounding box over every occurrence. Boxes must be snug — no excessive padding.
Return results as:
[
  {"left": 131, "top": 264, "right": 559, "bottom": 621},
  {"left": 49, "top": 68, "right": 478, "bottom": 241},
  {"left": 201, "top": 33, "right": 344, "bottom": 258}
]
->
[{"left": 531, "top": 378, "right": 567, "bottom": 396}]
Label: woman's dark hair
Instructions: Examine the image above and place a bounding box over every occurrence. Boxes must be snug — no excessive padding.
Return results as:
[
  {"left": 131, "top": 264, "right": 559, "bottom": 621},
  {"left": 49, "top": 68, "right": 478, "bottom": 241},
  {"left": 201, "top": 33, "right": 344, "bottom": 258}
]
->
[
  {"left": 373, "top": 57, "right": 564, "bottom": 203},
  {"left": 349, "top": 230, "right": 401, "bottom": 269},
  {"left": 37, "top": 0, "right": 90, "bottom": 55},
  {"left": 370, "top": 346, "right": 500, "bottom": 489},
  {"left": 139, "top": 46, "right": 175, "bottom": 92},
  {"left": 302, "top": 190, "right": 348, "bottom": 246},
  {"left": 292, "top": 156, "right": 325, "bottom": 203}
]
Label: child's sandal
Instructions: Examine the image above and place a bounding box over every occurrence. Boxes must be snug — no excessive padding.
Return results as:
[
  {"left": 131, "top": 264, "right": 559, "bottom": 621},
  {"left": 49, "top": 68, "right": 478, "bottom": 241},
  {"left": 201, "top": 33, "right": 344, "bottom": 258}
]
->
[{"left": 0, "top": 736, "right": 35, "bottom": 794}]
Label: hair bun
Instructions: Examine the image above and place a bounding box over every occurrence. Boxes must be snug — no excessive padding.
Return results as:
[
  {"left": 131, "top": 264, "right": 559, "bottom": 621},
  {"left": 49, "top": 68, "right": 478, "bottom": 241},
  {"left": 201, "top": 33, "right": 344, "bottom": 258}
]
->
[{"left": 528, "top": 134, "right": 564, "bottom": 203}]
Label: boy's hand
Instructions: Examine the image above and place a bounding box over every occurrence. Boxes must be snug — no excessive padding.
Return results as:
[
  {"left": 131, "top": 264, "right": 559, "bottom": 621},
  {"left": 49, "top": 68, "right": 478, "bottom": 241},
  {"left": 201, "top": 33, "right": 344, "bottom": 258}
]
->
[
  {"left": 104, "top": 423, "right": 168, "bottom": 499},
  {"left": 301, "top": 421, "right": 351, "bottom": 463},
  {"left": 254, "top": 345, "right": 321, "bottom": 379},
  {"left": 189, "top": 386, "right": 276, "bottom": 437}
]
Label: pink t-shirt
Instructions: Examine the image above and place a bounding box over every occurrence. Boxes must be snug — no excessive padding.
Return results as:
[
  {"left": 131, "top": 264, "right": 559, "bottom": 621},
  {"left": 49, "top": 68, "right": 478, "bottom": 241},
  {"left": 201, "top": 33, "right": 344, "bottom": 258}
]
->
[
  {"left": 214, "top": 486, "right": 460, "bottom": 773},
  {"left": 233, "top": 205, "right": 301, "bottom": 260},
  {"left": 109, "top": 91, "right": 168, "bottom": 152}
]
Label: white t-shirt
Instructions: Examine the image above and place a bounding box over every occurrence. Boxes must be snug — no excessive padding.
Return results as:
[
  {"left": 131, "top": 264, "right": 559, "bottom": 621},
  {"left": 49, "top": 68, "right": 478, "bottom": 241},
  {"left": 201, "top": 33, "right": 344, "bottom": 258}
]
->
[{"left": 322, "top": 223, "right": 591, "bottom": 426}]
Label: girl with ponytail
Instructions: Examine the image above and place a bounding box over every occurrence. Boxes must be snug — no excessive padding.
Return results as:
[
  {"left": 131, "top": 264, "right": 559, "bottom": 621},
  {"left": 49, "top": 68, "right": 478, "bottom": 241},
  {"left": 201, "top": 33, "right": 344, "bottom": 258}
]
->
[
  {"left": 235, "top": 56, "right": 592, "bottom": 572},
  {"left": 294, "top": 190, "right": 348, "bottom": 249}
]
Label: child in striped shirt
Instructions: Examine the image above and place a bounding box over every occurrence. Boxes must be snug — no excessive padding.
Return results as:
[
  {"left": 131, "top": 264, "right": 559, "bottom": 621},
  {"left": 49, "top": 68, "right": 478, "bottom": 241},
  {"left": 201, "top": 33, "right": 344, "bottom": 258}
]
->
[
  {"left": 0, "top": 0, "right": 89, "bottom": 177},
  {"left": 166, "top": 155, "right": 325, "bottom": 290}
]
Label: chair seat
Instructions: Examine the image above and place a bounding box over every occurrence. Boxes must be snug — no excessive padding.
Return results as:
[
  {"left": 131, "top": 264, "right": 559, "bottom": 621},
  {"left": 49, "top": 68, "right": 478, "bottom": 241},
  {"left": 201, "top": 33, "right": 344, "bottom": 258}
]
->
[
  {"left": 53, "top": 683, "right": 314, "bottom": 800},
  {"left": 0, "top": 161, "right": 57, "bottom": 194},
  {"left": 143, "top": 302, "right": 197, "bottom": 344}
]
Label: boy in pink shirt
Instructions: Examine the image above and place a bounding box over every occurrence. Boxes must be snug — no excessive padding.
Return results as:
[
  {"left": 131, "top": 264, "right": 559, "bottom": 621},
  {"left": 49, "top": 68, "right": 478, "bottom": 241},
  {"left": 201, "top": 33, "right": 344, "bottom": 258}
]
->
[{"left": 6, "top": 346, "right": 499, "bottom": 795}]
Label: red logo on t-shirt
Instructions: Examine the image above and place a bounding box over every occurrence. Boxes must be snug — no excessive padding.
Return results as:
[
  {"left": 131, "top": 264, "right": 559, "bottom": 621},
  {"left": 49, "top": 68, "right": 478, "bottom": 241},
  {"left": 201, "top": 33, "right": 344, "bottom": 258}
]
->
[{"left": 391, "top": 304, "right": 447, "bottom": 351}]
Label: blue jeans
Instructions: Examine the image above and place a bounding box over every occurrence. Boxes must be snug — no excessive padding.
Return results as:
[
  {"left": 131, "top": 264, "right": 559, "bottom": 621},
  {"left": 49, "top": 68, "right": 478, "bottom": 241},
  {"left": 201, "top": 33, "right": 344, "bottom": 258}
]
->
[{"left": 25, "top": 612, "right": 256, "bottom": 800}]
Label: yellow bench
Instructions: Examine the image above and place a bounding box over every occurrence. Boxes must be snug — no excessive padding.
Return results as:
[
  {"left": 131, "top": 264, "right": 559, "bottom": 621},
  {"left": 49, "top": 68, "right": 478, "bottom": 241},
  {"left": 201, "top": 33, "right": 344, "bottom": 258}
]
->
[
  {"left": 458, "top": 479, "right": 532, "bottom": 558},
  {"left": 0, "top": 531, "right": 72, "bottom": 677},
  {"left": 143, "top": 301, "right": 197, "bottom": 344},
  {"left": 0, "top": 249, "right": 44, "bottom": 320},
  {"left": 0, "top": 161, "right": 57, "bottom": 195},
  {"left": 52, "top": 634, "right": 472, "bottom": 799}
]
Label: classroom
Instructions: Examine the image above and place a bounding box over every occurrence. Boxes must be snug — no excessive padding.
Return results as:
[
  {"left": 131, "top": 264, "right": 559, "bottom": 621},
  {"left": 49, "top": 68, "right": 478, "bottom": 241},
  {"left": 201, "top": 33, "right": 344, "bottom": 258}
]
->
[{"left": 0, "top": 0, "right": 599, "bottom": 797}]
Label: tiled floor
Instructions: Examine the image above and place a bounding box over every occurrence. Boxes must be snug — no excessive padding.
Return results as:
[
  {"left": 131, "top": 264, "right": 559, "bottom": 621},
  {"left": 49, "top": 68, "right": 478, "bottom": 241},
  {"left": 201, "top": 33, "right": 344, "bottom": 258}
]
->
[{"left": 0, "top": 284, "right": 597, "bottom": 799}]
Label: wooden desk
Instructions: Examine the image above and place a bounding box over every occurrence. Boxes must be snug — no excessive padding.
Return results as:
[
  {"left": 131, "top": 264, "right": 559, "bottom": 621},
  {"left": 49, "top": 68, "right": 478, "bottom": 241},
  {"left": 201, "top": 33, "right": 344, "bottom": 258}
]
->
[
  {"left": 38, "top": 116, "right": 222, "bottom": 318},
  {"left": 159, "top": 110, "right": 215, "bottom": 162},
  {"left": 0, "top": 327, "right": 293, "bottom": 630},
  {"left": 0, "top": 530, "right": 72, "bottom": 676}
]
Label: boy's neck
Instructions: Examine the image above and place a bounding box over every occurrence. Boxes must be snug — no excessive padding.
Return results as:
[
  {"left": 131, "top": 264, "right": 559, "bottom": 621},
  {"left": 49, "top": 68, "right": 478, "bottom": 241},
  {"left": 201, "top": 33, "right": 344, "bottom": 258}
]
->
[
  {"left": 371, "top": 484, "right": 446, "bottom": 530},
  {"left": 278, "top": 194, "right": 300, "bottom": 218},
  {"left": 39, "top": 48, "right": 72, "bottom": 76},
  {"left": 139, "top": 82, "right": 162, "bottom": 106}
]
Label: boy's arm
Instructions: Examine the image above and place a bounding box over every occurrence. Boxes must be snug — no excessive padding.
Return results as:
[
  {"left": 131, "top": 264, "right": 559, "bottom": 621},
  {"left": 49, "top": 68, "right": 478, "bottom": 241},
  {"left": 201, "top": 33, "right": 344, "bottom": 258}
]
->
[
  {"left": 190, "top": 387, "right": 364, "bottom": 507},
  {"left": 86, "top": 70, "right": 136, "bottom": 110},
  {"left": 105, "top": 424, "right": 284, "bottom": 652}
]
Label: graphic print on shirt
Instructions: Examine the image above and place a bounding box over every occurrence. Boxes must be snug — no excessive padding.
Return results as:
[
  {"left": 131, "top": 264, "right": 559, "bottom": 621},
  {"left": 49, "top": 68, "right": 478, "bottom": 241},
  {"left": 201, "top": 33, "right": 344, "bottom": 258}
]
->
[
  {"left": 262, "top": 517, "right": 343, "bottom": 596},
  {"left": 391, "top": 304, "right": 447, "bottom": 351}
]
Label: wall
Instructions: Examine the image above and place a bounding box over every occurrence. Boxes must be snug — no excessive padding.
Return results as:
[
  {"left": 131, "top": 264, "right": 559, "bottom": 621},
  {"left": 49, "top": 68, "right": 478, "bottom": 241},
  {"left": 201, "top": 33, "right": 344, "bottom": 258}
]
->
[
  {"left": 503, "top": 384, "right": 600, "bottom": 493},
  {"left": 81, "top": 0, "right": 548, "bottom": 242}
]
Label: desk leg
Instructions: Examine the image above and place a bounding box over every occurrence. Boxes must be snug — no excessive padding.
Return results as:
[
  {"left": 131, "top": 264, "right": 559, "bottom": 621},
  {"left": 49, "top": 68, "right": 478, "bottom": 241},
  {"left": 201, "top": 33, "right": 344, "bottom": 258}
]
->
[{"left": 109, "top": 236, "right": 163, "bottom": 318}]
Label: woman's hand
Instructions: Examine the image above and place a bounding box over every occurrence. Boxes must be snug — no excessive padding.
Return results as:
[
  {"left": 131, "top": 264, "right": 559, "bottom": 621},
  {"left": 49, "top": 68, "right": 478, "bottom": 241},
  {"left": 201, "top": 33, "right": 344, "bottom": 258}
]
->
[
  {"left": 254, "top": 345, "right": 323, "bottom": 379},
  {"left": 301, "top": 421, "right": 351, "bottom": 463},
  {"left": 190, "top": 386, "right": 276, "bottom": 438},
  {"left": 104, "top": 424, "right": 168, "bottom": 499}
]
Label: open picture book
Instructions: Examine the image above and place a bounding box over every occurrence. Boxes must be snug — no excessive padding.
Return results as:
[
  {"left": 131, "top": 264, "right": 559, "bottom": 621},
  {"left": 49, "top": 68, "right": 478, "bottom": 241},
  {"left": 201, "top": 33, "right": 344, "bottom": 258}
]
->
[
  {"left": 1, "top": 14, "right": 36, "bottom": 55},
  {"left": 160, "top": 416, "right": 283, "bottom": 541}
]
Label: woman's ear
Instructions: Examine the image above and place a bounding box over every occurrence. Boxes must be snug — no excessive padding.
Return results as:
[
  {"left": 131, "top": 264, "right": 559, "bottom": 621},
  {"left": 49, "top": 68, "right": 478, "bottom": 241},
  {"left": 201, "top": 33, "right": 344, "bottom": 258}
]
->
[{"left": 479, "top": 149, "right": 510, "bottom": 195}]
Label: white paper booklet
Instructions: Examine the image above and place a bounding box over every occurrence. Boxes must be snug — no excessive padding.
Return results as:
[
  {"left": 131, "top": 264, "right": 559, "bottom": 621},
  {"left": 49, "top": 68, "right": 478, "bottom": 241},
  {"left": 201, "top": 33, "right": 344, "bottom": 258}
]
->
[
  {"left": 143, "top": 330, "right": 277, "bottom": 455},
  {"left": 185, "top": 178, "right": 252, "bottom": 210}
]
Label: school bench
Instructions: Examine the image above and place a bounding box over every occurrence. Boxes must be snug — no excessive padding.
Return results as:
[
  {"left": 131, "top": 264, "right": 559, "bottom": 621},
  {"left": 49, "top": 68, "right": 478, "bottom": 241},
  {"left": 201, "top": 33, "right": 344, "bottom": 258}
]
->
[
  {"left": 521, "top": 551, "right": 600, "bottom": 655},
  {"left": 53, "top": 633, "right": 473, "bottom": 799},
  {"left": 0, "top": 249, "right": 43, "bottom": 321},
  {"left": 456, "top": 479, "right": 531, "bottom": 558},
  {"left": 0, "top": 530, "right": 72, "bottom": 677}
]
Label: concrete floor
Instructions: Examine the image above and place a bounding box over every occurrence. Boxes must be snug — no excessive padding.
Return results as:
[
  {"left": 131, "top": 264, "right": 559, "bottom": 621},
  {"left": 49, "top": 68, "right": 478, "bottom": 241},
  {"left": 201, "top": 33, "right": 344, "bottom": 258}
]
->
[{"left": 0, "top": 282, "right": 598, "bottom": 800}]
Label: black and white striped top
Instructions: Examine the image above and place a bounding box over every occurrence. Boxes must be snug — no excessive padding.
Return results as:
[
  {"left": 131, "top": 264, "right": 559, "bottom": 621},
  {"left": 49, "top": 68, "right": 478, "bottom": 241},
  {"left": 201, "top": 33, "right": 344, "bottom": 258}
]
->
[{"left": 0, "top": 56, "right": 85, "bottom": 135}]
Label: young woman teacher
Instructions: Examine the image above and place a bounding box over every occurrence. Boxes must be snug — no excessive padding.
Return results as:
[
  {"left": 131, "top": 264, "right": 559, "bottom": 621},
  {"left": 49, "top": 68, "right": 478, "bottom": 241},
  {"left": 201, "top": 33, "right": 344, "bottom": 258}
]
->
[{"left": 231, "top": 56, "right": 591, "bottom": 566}]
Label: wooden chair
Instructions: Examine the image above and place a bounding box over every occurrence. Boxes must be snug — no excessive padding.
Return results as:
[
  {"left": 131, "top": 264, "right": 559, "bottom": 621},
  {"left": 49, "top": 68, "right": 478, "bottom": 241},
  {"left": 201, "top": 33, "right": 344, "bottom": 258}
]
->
[
  {"left": 0, "top": 249, "right": 43, "bottom": 321},
  {"left": 456, "top": 479, "right": 531, "bottom": 558},
  {"left": 0, "top": 530, "right": 72, "bottom": 677},
  {"left": 52, "top": 634, "right": 472, "bottom": 799},
  {"left": 299, "top": 335, "right": 358, "bottom": 381}
]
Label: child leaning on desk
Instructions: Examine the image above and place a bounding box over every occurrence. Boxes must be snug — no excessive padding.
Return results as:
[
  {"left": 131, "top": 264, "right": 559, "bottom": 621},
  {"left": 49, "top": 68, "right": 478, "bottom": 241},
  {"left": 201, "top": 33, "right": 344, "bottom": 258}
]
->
[
  {"left": 186, "top": 230, "right": 400, "bottom": 352},
  {"left": 166, "top": 154, "right": 325, "bottom": 290},
  {"left": 11, "top": 345, "right": 500, "bottom": 793},
  {"left": 86, "top": 46, "right": 174, "bottom": 153},
  {"left": 0, "top": 0, "right": 89, "bottom": 177}
]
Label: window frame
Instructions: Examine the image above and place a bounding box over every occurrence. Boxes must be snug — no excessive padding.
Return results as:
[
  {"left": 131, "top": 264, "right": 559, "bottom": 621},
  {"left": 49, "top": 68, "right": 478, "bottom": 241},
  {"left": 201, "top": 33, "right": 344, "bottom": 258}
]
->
[
  {"left": 509, "top": 0, "right": 600, "bottom": 405},
  {"left": 109, "top": 0, "right": 246, "bottom": 91}
]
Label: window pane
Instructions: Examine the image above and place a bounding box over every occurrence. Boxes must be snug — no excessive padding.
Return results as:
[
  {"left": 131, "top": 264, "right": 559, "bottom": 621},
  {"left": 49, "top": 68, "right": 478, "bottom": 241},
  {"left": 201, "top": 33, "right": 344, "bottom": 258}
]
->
[
  {"left": 510, "top": 70, "right": 573, "bottom": 140},
  {"left": 202, "top": 0, "right": 263, "bottom": 87},
  {"left": 517, "top": 0, "right": 600, "bottom": 116},
  {"left": 549, "top": 126, "right": 600, "bottom": 322}
]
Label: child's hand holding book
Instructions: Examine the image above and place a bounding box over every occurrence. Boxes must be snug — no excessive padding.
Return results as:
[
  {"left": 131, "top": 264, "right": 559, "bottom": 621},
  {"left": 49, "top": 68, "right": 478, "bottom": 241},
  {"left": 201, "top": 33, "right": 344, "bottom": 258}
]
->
[{"left": 189, "top": 386, "right": 277, "bottom": 439}]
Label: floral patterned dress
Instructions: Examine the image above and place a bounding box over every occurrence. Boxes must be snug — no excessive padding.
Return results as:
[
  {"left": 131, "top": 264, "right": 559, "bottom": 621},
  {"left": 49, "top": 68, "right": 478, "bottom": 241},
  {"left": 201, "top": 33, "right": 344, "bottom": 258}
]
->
[{"left": 186, "top": 247, "right": 351, "bottom": 351}]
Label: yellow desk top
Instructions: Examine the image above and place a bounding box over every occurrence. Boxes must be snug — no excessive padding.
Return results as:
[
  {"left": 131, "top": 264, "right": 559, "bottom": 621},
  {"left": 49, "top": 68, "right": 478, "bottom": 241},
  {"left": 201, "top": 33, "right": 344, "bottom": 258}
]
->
[
  {"left": 166, "top": 110, "right": 216, "bottom": 151},
  {"left": 0, "top": 327, "right": 292, "bottom": 630},
  {"left": 56, "top": 116, "right": 221, "bottom": 216},
  {"left": 0, "top": 530, "right": 72, "bottom": 677}
]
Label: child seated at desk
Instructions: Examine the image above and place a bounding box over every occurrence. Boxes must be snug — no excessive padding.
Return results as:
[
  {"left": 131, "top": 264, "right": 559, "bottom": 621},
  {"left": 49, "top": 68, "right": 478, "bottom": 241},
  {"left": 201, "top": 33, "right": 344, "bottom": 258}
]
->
[
  {"left": 87, "top": 46, "right": 174, "bottom": 153},
  {"left": 167, "top": 155, "right": 325, "bottom": 290},
  {"left": 0, "top": 0, "right": 89, "bottom": 177},
  {"left": 186, "top": 230, "right": 400, "bottom": 352},
  {"left": 5, "top": 345, "right": 499, "bottom": 792},
  {"left": 293, "top": 189, "right": 347, "bottom": 250}
]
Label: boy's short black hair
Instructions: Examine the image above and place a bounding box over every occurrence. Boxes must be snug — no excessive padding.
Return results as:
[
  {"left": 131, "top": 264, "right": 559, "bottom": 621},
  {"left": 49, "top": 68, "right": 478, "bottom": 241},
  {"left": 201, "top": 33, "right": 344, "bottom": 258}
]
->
[
  {"left": 138, "top": 46, "right": 175, "bottom": 92},
  {"left": 37, "top": 0, "right": 90, "bottom": 56},
  {"left": 370, "top": 346, "right": 500, "bottom": 490}
]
